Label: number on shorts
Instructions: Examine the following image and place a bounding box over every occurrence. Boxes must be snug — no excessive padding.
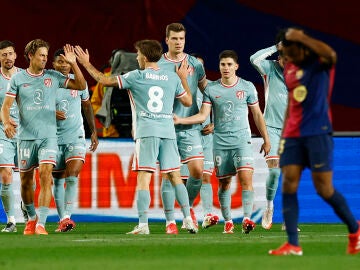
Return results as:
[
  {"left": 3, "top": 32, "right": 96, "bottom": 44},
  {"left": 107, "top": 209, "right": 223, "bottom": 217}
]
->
[
  {"left": 215, "top": 155, "right": 222, "bottom": 166},
  {"left": 19, "top": 148, "right": 30, "bottom": 159}
]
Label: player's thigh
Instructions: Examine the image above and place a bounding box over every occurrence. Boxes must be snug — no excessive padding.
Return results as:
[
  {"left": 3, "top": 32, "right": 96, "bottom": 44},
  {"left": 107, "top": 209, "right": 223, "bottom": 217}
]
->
[
  {"left": 158, "top": 138, "right": 181, "bottom": 173},
  {"left": 38, "top": 137, "right": 58, "bottom": 166},
  {"left": 214, "top": 149, "right": 236, "bottom": 178},
  {"left": 279, "top": 137, "right": 307, "bottom": 168},
  {"left": 133, "top": 137, "right": 159, "bottom": 172},
  {"left": 0, "top": 139, "right": 17, "bottom": 168},
  {"left": 306, "top": 134, "right": 333, "bottom": 172},
  {"left": 234, "top": 142, "right": 254, "bottom": 171},
  {"left": 202, "top": 134, "right": 214, "bottom": 176}
]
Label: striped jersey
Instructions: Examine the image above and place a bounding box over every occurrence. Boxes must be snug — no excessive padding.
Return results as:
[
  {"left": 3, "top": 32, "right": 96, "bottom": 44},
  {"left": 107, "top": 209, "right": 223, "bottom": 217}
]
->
[{"left": 282, "top": 59, "right": 334, "bottom": 137}]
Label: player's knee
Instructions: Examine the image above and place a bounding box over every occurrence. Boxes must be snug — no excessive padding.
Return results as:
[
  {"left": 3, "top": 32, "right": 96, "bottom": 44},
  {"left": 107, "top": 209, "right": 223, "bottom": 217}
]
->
[{"left": 269, "top": 168, "right": 281, "bottom": 180}]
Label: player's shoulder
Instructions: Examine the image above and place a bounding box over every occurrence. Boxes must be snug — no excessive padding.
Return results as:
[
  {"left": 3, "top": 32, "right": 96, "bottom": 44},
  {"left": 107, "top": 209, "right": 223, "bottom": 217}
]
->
[
  {"left": 186, "top": 54, "right": 202, "bottom": 67},
  {"left": 204, "top": 79, "right": 220, "bottom": 92},
  {"left": 238, "top": 77, "right": 255, "bottom": 88},
  {"left": 44, "top": 69, "right": 65, "bottom": 78}
]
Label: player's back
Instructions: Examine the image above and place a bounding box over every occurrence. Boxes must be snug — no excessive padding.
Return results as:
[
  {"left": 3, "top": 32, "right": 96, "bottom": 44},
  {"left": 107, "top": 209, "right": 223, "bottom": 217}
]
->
[{"left": 118, "top": 68, "right": 186, "bottom": 139}]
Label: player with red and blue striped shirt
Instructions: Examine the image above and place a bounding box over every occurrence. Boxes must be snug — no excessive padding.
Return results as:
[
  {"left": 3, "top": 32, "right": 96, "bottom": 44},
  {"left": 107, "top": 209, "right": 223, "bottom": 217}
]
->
[{"left": 269, "top": 27, "right": 360, "bottom": 256}]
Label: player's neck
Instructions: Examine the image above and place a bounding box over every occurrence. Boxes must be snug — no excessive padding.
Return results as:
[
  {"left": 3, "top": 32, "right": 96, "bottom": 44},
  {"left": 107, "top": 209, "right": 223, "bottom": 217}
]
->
[
  {"left": 27, "top": 66, "right": 44, "bottom": 75},
  {"left": 221, "top": 75, "right": 237, "bottom": 86},
  {"left": 166, "top": 51, "right": 185, "bottom": 61},
  {"left": 0, "top": 66, "right": 16, "bottom": 78},
  {"left": 145, "top": 62, "right": 158, "bottom": 69}
]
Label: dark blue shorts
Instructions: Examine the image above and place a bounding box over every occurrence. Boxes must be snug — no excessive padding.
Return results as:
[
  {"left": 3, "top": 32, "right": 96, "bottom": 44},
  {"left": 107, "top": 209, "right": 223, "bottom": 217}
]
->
[{"left": 279, "top": 134, "right": 333, "bottom": 172}]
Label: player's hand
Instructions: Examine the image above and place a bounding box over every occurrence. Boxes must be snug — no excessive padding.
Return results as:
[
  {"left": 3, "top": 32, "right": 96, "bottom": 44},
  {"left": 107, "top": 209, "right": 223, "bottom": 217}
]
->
[
  {"left": 176, "top": 58, "right": 190, "bottom": 81},
  {"left": 285, "top": 28, "right": 304, "bottom": 42},
  {"left": 173, "top": 114, "right": 182, "bottom": 125},
  {"left": 3, "top": 119, "right": 17, "bottom": 138},
  {"left": 62, "top": 44, "right": 76, "bottom": 64},
  {"left": 89, "top": 132, "right": 99, "bottom": 152},
  {"left": 74, "top": 45, "right": 90, "bottom": 66},
  {"left": 260, "top": 141, "right": 271, "bottom": 157},
  {"left": 56, "top": 110, "right": 66, "bottom": 120},
  {"left": 201, "top": 123, "right": 214, "bottom": 135}
]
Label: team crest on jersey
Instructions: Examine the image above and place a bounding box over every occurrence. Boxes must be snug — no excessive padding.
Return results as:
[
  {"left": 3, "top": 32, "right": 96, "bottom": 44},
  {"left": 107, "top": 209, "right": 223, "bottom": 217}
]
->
[
  {"left": 236, "top": 90, "right": 245, "bottom": 100},
  {"left": 44, "top": 78, "right": 52, "bottom": 87},
  {"left": 70, "top": 90, "right": 78, "bottom": 97},
  {"left": 21, "top": 160, "right": 27, "bottom": 167},
  {"left": 188, "top": 66, "right": 194, "bottom": 76},
  {"left": 293, "top": 85, "right": 307, "bottom": 102}
]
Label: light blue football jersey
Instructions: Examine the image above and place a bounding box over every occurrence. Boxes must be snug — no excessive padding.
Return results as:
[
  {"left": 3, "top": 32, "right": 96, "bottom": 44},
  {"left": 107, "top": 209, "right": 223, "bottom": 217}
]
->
[
  {"left": 158, "top": 53, "right": 205, "bottom": 131},
  {"left": 0, "top": 68, "right": 21, "bottom": 141},
  {"left": 250, "top": 45, "right": 288, "bottom": 129},
  {"left": 203, "top": 77, "right": 258, "bottom": 149},
  {"left": 117, "top": 67, "right": 186, "bottom": 139},
  {"left": 55, "top": 74, "right": 89, "bottom": 144},
  {"left": 7, "top": 69, "right": 68, "bottom": 140}
]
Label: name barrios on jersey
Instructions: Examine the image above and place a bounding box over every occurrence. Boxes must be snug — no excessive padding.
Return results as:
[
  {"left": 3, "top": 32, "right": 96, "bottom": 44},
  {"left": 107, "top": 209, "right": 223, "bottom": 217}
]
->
[{"left": 145, "top": 72, "right": 168, "bottom": 81}]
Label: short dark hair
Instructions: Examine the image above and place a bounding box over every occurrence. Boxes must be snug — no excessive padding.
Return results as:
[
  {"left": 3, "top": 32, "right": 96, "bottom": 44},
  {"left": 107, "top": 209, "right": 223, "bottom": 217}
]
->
[
  {"left": 219, "top": 50, "right": 238, "bottom": 63},
  {"left": 166, "top": 23, "right": 186, "bottom": 38},
  {"left": 0, "top": 40, "right": 15, "bottom": 50},
  {"left": 24, "top": 39, "right": 49, "bottom": 63},
  {"left": 53, "top": 48, "right": 64, "bottom": 60},
  {"left": 134, "top": 39, "right": 163, "bottom": 62}
]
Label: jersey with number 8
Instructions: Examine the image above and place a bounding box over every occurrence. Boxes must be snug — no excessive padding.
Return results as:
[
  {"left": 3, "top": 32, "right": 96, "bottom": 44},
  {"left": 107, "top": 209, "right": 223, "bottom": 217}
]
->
[{"left": 116, "top": 67, "right": 186, "bottom": 139}]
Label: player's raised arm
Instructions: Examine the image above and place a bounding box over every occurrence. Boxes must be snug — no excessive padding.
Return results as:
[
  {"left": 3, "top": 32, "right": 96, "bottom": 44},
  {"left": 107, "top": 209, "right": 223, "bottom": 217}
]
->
[
  {"left": 62, "top": 44, "right": 87, "bottom": 90},
  {"left": 285, "top": 28, "right": 337, "bottom": 65},
  {"left": 75, "top": 45, "right": 118, "bottom": 87}
]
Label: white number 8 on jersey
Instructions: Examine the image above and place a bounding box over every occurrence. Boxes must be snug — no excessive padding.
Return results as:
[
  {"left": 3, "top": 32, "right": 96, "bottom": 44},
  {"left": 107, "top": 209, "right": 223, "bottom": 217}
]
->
[{"left": 147, "top": 86, "right": 164, "bottom": 113}]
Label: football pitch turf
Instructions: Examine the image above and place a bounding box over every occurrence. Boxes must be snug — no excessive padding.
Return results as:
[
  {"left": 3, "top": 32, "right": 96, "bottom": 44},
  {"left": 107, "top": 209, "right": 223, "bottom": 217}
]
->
[{"left": 0, "top": 222, "right": 358, "bottom": 270}]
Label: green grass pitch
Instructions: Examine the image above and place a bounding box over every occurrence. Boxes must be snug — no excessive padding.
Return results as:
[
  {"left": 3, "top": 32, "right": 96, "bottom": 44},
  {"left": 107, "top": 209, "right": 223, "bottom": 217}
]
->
[{"left": 0, "top": 222, "right": 358, "bottom": 270}]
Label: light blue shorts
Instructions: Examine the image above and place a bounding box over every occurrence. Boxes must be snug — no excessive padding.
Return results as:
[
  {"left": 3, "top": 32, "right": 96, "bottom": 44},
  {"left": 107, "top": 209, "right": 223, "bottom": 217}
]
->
[
  {"left": 266, "top": 126, "right": 282, "bottom": 160},
  {"left": 180, "top": 133, "right": 214, "bottom": 179},
  {"left": 0, "top": 139, "right": 18, "bottom": 168},
  {"left": 176, "top": 129, "right": 204, "bottom": 163},
  {"left": 18, "top": 138, "right": 58, "bottom": 172},
  {"left": 133, "top": 137, "right": 180, "bottom": 173},
  {"left": 214, "top": 145, "right": 254, "bottom": 179},
  {"left": 53, "top": 139, "right": 86, "bottom": 172}
]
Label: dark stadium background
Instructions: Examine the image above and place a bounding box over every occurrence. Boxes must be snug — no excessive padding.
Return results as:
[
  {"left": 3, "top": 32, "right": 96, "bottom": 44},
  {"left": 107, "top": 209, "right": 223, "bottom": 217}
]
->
[{"left": 2, "top": 0, "right": 359, "bottom": 133}]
